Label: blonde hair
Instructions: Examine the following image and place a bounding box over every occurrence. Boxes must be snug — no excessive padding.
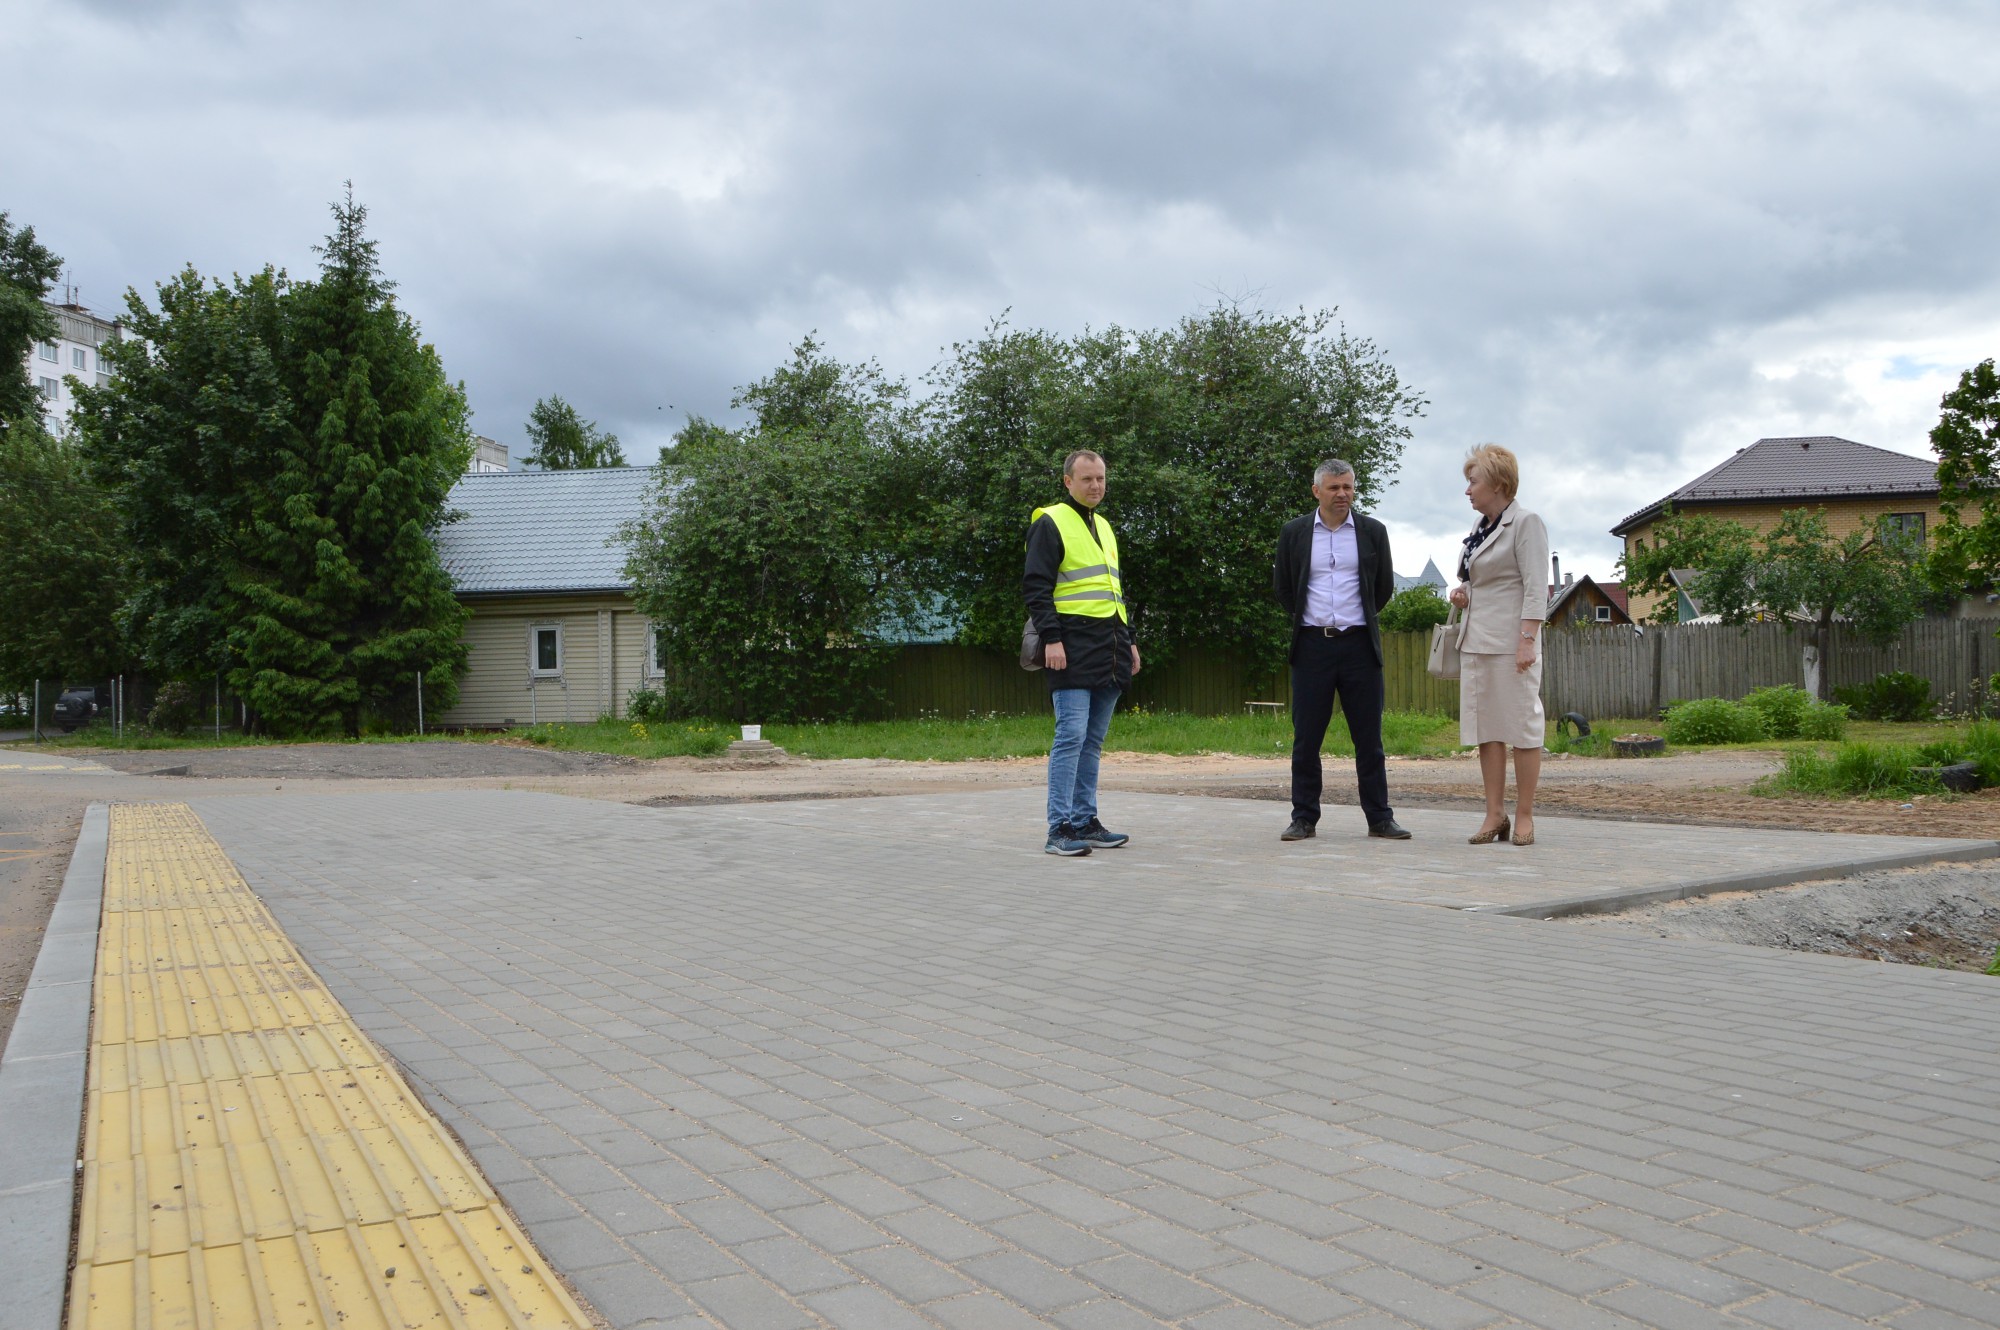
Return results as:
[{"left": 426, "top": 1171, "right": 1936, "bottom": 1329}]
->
[{"left": 1463, "top": 443, "right": 1519, "bottom": 500}]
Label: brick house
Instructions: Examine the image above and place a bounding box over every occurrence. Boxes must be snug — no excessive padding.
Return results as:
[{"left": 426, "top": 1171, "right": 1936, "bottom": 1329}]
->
[{"left": 1611, "top": 436, "right": 1941, "bottom": 622}]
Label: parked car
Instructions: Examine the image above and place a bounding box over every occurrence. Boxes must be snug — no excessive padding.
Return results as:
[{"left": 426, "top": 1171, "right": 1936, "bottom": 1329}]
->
[{"left": 52, "top": 686, "right": 105, "bottom": 732}]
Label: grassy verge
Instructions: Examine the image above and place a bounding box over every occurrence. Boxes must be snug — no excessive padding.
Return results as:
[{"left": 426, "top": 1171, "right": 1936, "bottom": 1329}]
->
[
  {"left": 16, "top": 711, "right": 1460, "bottom": 761},
  {"left": 761, "top": 709, "right": 1462, "bottom": 761},
  {"left": 464, "top": 710, "right": 1465, "bottom": 763},
  {"left": 1541, "top": 717, "right": 1988, "bottom": 760},
  {"left": 1757, "top": 721, "right": 2000, "bottom": 799},
  {"left": 508, "top": 719, "right": 735, "bottom": 758}
]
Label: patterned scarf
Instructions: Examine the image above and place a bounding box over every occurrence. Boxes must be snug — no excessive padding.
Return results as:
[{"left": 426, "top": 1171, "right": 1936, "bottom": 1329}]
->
[{"left": 1457, "top": 513, "right": 1499, "bottom": 583}]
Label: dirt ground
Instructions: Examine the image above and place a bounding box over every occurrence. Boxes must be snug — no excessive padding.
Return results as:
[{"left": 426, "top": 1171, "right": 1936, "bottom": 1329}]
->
[
  {"left": 4, "top": 742, "right": 1997, "bottom": 1047},
  {"left": 88, "top": 739, "right": 630, "bottom": 780},
  {"left": 0, "top": 800, "right": 76, "bottom": 1052},
  {"left": 1562, "top": 859, "right": 2000, "bottom": 973}
]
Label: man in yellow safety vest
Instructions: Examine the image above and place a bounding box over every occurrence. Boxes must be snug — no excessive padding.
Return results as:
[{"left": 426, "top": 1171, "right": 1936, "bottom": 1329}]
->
[{"left": 1023, "top": 449, "right": 1142, "bottom": 856}]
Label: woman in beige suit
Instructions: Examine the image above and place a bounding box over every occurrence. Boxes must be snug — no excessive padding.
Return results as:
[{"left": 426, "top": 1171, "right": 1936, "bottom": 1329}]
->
[{"left": 1447, "top": 444, "right": 1549, "bottom": 846}]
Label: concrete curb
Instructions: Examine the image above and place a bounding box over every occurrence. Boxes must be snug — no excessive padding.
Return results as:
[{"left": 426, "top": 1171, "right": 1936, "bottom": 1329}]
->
[
  {"left": 0, "top": 802, "right": 106, "bottom": 1330},
  {"left": 1473, "top": 836, "right": 2000, "bottom": 919}
]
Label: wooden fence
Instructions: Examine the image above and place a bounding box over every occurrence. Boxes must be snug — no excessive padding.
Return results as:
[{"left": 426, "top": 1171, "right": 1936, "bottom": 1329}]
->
[
  {"left": 1541, "top": 619, "right": 1996, "bottom": 720},
  {"left": 867, "top": 619, "right": 1996, "bottom": 721}
]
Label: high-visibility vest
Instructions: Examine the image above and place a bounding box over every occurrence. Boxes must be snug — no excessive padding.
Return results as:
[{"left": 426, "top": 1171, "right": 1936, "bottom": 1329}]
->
[{"left": 1031, "top": 503, "right": 1127, "bottom": 623}]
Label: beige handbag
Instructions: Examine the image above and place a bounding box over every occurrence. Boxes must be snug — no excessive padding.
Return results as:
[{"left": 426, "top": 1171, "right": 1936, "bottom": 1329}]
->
[{"left": 1426, "top": 603, "right": 1462, "bottom": 680}]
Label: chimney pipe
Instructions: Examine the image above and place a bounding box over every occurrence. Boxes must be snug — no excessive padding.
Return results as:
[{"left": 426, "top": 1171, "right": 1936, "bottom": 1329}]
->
[{"left": 1551, "top": 553, "right": 1561, "bottom": 587}]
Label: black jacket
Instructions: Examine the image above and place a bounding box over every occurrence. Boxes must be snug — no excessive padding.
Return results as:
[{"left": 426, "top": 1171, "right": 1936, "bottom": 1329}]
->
[
  {"left": 1023, "top": 499, "right": 1133, "bottom": 692},
  {"left": 1272, "top": 509, "right": 1397, "bottom": 666}
]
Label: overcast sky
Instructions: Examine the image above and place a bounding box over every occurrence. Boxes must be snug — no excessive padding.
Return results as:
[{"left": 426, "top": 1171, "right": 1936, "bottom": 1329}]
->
[{"left": 9, "top": 0, "right": 1997, "bottom": 581}]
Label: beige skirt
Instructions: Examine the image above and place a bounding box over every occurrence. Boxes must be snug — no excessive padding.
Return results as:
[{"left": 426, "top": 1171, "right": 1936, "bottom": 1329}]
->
[{"left": 1460, "top": 650, "right": 1545, "bottom": 749}]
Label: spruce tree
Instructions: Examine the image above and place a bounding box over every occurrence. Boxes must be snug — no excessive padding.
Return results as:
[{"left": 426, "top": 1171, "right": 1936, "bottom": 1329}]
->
[
  {"left": 236, "top": 193, "right": 471, "bottom": 734},
  {"left": 76, "top": 192, "right": 471, "bottom": 736}
]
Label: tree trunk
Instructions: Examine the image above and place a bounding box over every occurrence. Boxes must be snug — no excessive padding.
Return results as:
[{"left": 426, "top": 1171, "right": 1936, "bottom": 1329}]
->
[{"left": 1803, "top": 616, "right": 1834, "bottom": 701}]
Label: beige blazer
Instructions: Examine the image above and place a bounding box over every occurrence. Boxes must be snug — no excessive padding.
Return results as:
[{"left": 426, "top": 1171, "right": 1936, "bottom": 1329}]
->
[{"left": 1454, "top": 502, "right": 1551, "bottom": 654}]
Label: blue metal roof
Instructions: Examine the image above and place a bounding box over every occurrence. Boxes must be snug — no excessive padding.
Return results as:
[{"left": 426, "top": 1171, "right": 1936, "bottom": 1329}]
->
[{"left": 437, "top": 467, "right": 656, "bottom": 595}]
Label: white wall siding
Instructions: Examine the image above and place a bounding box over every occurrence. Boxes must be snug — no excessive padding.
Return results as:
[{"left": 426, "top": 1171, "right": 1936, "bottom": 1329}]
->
[
  {"left": 442, "top": 594, "right": 641, "bottom": 727},
  {"left": 614, "top": 611, "right": 655, "bottom": 711}
]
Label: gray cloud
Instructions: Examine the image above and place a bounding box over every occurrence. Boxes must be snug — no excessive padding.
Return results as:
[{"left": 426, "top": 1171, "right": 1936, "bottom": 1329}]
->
[{"left": 10, "top": 0, "right": 1997, "bottom": 580}]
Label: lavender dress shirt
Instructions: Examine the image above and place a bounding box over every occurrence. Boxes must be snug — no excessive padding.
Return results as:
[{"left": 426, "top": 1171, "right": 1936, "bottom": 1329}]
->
[{"left": 1304, "top": 510, "right": 1365, "bottom": 630}]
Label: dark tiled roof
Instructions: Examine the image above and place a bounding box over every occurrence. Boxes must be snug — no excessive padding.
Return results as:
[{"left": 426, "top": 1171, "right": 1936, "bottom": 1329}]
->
[
  {"left": 437, "top": 467, "right": 656, "bottom": 595},
  {"left": 1611, "top": 436, "right": 1938, "bottom": 535}
]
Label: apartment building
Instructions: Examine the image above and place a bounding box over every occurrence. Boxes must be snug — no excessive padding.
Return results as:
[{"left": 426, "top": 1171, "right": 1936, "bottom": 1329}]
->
[{"left": 25, "top": 300, "right": 119, "bottom": 431}]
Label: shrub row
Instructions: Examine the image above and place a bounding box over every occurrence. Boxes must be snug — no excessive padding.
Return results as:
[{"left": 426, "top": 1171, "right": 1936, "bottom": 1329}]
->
[
  {"left": 1662, "top": 687, "right": 1848, "bottom": 745},
  {"left": 1832, "top": 670, "right": 1933, "bottom": 722}
]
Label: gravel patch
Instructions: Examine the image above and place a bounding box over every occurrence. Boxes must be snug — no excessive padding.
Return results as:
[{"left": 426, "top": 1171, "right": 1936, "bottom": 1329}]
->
[
  {"left": 85, "top": 740, "right": 631, "bottom": 780},
  {"left": 1561, "top": 859, "right": 2000, "bottom": 972}
]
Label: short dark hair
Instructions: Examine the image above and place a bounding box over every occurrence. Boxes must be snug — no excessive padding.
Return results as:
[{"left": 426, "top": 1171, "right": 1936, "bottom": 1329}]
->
[{"left": 1064, "top": 449, "right": 1104, "bottom": 478}]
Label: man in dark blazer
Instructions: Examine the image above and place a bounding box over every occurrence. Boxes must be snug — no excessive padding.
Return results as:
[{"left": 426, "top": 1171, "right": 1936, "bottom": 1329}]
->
[{"left": 1271, "top": 458, "right": 1410, "bottom": 841}]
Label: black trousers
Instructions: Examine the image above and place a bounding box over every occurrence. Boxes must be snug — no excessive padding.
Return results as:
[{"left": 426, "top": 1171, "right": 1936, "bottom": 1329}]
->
[{"left": 1290, "top": 629, "right": 1391, "bottom": 826}]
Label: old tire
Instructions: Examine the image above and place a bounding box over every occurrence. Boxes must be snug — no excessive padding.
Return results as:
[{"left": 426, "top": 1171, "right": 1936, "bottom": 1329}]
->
[
  {"left": 1611, "top": 734, "right": 1666, "bottom": 757},
  {"left": 1913, "top": 761, "right": 1983, "bottom": 794}
]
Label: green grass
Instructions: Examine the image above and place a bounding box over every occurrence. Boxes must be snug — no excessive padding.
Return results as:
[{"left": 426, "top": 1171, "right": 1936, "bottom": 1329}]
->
[
  {"left": 768, "top": 709, "right": 1463, "bottom": 761},
  {"left": 508, "top": 718, "right": 736, "bottom": 758},
  {"left": 453, "top": 709, "right": 1464, "bottom": 763},
  {"left": 1755, "top": 720, "right": 2000, "bottom": 798}
]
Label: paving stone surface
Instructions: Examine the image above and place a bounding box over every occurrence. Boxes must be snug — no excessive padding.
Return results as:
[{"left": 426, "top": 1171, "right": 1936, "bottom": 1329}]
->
[{"left": 193, "top": 788, "right": 2000, "bottom": 1329}]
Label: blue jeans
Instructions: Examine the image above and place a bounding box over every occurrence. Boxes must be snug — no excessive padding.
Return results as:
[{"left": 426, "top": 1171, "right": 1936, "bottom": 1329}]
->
[{"left": 1048, "top": 686, "right": 1121, "bottom": 833}]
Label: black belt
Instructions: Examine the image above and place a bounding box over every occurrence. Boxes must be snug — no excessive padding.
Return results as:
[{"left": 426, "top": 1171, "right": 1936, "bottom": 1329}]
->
[{"left": 1303, "top": 624, "right": 1369, "bottom": 637}]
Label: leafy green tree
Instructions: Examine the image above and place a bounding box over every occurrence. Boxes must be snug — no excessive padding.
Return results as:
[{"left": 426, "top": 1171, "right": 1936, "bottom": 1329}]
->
[
  {"left": 0, "top": 212, "right": 63, "bottom": 435},
  {"left": 1617, "top": 506, "right": 1757, "bottom": 626},
  {"left": 1931, "top": 358, "right": 2000, "bottom": 592},
  {"left": 0, "top": 425, "right": 127, "bottom": 692},
  {"left": 1619, "top": 505, "right": 1928, "bottom": 698},
  {"left": 924, "top": 305, "right": 1424, "bottom": 672},
  {"left": 624, "top": 338, "right": 926, "bottom": 721},
  {"left": 524, "top": 393, "right": 625, "bottom": 469},
  {"left": 1378, "top": 584, "right": 1450, "bottom": 633},
  {"left": 73, "top": 193, "right": 471, "bottom": 736}
]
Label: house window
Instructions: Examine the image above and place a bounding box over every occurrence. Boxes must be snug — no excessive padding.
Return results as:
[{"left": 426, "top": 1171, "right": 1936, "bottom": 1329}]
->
[
  {"left": 38, "top": 377, "right": 58, "bottom": 400},
  {"left": 1886, "top": 512, "right": 1926, "bottom": 543},
  {"left": 646, "top": 624, "right": 667, "bottom": 677},
  {"left": 38, "top": 341, "right": 57, "bottom": 362},
  {"left": 529, "top": 623, "right": 563, "bottom": 676},
  {"left": 1595, "top": 605, "right": 1613, "bottom": 622},
  {"left": 72, "top": 347, "right": 88, "bottom": 371}
]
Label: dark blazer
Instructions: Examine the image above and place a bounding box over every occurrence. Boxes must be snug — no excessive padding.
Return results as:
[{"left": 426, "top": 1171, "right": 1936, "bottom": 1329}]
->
[{"left": 1273, "top": 510, "right": 1397, "bottom": 666}]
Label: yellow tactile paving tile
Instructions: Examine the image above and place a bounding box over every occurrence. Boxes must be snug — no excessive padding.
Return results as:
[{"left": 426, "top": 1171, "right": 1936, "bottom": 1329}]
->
[{"left": 72, "top": 803, "right": 593, "bottom": 1330}]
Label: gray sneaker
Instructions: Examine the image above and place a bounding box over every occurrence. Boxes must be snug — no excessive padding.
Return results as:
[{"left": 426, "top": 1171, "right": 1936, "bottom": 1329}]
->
[
  {"left": 1075, "top": 817, "right": 1130, "bottom": 849},
  {"left": 1045, "top": 824, "right": 1093, "bottom": 856}
]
